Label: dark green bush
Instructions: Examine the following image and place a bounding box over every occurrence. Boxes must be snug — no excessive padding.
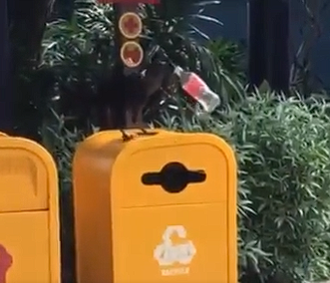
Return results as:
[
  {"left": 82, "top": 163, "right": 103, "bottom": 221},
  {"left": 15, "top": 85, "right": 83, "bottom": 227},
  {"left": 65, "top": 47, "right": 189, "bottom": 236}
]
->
[{"left": 235, "top": 94, "right": 330, "bottom": 282}]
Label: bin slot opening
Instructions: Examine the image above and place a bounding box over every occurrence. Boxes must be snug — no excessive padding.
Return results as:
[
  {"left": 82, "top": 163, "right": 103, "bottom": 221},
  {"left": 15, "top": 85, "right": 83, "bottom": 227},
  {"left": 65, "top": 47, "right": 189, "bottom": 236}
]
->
[{"left": 141, "top": 162, "right": 206, "bottom": 193}]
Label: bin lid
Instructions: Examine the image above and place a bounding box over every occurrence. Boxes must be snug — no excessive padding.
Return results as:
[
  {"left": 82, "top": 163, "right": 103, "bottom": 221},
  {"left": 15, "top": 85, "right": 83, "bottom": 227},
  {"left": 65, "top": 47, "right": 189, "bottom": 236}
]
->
[
  {"left": 0, "top": 138, "right": 57, "bottom": 213},
  {"left": 111, "top": 132, "right": 236, "bottom": 208}
]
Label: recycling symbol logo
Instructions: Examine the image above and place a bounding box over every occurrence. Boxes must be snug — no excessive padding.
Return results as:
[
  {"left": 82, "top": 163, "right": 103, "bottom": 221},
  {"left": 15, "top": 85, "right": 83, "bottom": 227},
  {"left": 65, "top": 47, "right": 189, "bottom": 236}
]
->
[{"left": 153, "top": 225, "right": 196, "bottom": 267}]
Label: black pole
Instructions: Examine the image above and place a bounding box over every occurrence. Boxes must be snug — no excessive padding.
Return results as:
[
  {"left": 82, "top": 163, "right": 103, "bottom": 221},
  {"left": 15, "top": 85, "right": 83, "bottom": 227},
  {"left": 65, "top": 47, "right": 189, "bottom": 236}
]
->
[
  {"left": 97, "top": 1, "right": 147, "bottom": 130},
  {"left": 0, "top": 0, "right": 13, "bottom": 133},
  {"left": 247, "top": 0, "right": 266, "bottom": 88},
  {"left": 265, "top": 0, "right": 290, "bottom": 93},
  {"left": 248, "top": 0, "right": 290, "bottom": 93},
  {"left": 110, "top": 3, "right": 142, "bottom": 129}
]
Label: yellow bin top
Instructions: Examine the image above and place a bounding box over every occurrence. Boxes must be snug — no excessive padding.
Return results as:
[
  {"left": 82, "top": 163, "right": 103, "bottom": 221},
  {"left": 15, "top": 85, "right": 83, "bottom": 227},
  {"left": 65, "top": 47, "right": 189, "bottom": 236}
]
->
[
  {"left": 0, "top": 137, "right": 58, "bottom": 212},
  {"left": 0, "top": 132, "right": 8, "bottom": 137},
  {"left": 76, "top": 130, "right": 236, "bottom": 207}
]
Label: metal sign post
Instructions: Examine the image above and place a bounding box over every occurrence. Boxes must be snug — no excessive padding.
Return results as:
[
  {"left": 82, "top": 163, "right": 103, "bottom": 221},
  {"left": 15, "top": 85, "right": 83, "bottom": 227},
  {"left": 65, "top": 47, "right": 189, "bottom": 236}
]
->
[
  {"left": 118, "top": 10, "right": 143, "bottom": 73},
  {"left": 97, "top": 0, "right": 159, "bottom": 129}
]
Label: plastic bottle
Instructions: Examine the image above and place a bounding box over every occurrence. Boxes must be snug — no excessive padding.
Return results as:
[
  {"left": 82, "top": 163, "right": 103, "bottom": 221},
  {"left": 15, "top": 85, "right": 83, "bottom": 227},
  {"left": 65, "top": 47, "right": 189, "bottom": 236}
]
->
[{"left": 174, "top": 66, "right": 220, "bottom": 114}]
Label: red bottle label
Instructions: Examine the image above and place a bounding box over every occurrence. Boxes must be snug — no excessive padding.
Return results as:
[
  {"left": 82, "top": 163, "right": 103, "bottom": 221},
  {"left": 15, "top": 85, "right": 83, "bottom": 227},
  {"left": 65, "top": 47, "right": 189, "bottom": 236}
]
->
[{"left": 182, "top": 73, "right": 207, "bottom": 100}]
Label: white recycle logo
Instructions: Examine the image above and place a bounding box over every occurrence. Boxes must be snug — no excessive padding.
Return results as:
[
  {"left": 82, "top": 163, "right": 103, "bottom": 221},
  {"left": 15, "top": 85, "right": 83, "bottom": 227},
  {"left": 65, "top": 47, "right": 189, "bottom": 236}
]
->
[{"left": 153, "top": 225, "right": 196, "bottom": 266}]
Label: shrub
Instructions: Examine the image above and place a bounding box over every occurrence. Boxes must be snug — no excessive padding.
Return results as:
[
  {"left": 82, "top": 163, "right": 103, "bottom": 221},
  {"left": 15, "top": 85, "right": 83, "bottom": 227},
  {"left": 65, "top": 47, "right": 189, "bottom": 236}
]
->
[{"left": 235, "top": 94, "right": 330, "bottom": 282}]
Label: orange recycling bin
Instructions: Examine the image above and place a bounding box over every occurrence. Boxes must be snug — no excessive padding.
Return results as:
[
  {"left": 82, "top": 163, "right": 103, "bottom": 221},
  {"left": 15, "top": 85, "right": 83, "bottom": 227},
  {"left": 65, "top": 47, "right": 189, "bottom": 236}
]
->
[
  {"left": 73, "top": 129, "right": 237, "bottom": 283},
  {"left": 0, "top": 137, "right": 60, "bottom": 283}
]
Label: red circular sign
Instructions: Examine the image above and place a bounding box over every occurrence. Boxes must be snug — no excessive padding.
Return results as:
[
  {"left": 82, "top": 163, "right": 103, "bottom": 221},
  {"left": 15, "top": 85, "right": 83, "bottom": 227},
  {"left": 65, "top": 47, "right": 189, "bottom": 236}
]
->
[
  {"left": 120, "top": 41, "right": 144, "bottom": 68},
  {"left": 119, "top": 12, "right": 142, "bottom": 39}
]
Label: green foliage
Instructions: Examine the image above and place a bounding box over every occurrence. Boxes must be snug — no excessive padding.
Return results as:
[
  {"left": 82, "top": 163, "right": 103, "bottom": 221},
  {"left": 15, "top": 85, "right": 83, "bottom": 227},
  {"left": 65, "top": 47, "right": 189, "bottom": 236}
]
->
[
  {"left": 206, "top": 38, "right": 247, "bottom": 106},
  {"left": 237, "top": 94, "right": 330, "bottom": 280},
  {"left": 13, "top": 0, "right": 246, "bottom": 138},
  {"left": 208, "top": 38, "right": 245, "bottom": 80},
  {"left": 34, "top": 0, "right": 229, "bottom": 129},
  {"left": 235, "top": 94, "right": 330, "bottom": 282}
]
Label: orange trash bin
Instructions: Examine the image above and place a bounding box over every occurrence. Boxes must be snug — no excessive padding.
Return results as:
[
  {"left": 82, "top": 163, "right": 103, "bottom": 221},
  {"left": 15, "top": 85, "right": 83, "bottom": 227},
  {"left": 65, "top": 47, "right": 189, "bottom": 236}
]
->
[
  {"left": 0, "top": 137, "right": 61, "bottom": 283},
  {"left": 73, "top": 129, "right": 237, "bottom": 283}
]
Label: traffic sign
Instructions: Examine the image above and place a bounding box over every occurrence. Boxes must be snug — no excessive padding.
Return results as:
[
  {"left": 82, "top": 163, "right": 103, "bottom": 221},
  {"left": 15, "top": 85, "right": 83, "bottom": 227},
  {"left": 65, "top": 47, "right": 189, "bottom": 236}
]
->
[
  {"left": 119, "top": 12, "right": 142, "bottom": 39},
  {"left": 120, "top": 41, "right": 144, "bottom": 68}
]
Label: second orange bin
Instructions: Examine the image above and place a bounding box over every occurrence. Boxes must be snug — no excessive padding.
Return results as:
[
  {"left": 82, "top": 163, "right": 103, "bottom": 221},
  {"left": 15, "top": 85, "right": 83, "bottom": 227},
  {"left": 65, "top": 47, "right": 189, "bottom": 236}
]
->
[{"left": 73, "top": 129, "right": 237, "bottom": 283}]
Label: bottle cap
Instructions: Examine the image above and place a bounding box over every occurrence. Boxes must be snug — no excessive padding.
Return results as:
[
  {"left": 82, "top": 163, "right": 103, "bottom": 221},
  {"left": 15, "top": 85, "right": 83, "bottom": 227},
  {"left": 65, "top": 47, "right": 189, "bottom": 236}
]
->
[{"left": 173, "top": 66, "right": 184, "bottom": 77}]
